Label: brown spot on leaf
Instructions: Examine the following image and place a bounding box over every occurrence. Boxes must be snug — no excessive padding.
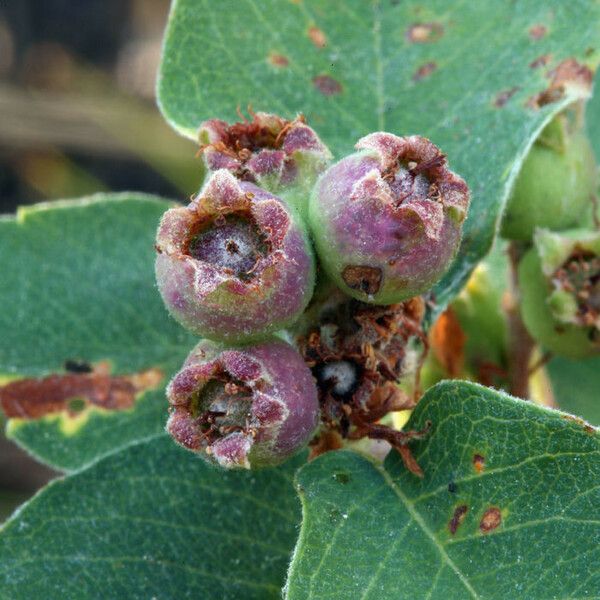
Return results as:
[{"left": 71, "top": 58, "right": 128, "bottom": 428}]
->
[
  {"left": 413, "top": 61, "right": 437, "bottom": 81},
  {"left": 449, "top": 504, "right": 468, "bottom": 534},
  {"left": 406, "top": 22, "right": 444, "bottom": 44},
  {"left": 561, "top": 414, "right": 596, "bottom": 435},
  {"left": 308, "top": 25, "right": 327, "bottom": 49},
  {"left": 494, "top": 87, "right": 520, "bottom": 108},
  {"left": 473, "top": 453, "right": 485, "bottom": 473},
  {"left": 0, "top": 367, "right": 163, "bottom": 419},
  {"left": 342, "top": 265, "right": 382, "bottom": 295},
  {"left": 529, "top": 24, "right": 547, "bottom": 40},
  {"left": 268, "top": 53, "right": 289, "bottom": 67},
  {"left": 529, "top": 54, "right": 552, "bottom": 69},
  {"left": 528, "top": 58, "right": 593, "bottom": 108},
  {"left": 313, "top": 74, "right": 342, "bottom": 96},
  {"left": 429, "top": 307, "right": 466, "bottom": 377},
  {"left": 480, "top": 507, "right": 502, "bottom": 533},
  {"left": 549, "top": 58, "right": 593, "bottom": 88}
]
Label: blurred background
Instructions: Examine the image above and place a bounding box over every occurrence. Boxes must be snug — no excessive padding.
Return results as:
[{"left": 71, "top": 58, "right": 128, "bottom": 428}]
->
[
  {"left": 0, "top": 0, "right": 201, "bottom": 519},
  {"left": 0, "top": 0, "right": 201, "bottom": 214}
]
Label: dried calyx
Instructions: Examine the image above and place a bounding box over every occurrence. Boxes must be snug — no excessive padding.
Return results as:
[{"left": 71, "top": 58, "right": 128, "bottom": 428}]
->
[
  {"left": 186, "top": 212, "right": 269, "bottom": 281},
  {"left": 297, "top": 295, "right": 430, "bottom": 475},
  {"left": 155, "top": 169, "right": 315, "bottom": 341},
  {"left": 167, "top": 339, "right": 319, "bottom": 469},
  {"left": 309, "top": 132, "right": 470, "bottom": 304},
  {"left": 198, "top": 111, "right": 332, "bottom": 205}
]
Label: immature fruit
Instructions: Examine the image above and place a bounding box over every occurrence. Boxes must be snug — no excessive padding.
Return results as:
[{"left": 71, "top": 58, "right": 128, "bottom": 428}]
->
[
  {"left": 309, "top": 132, "right": 470, "bottom": 304},
  {"left": 166, "top": 338, "right": 319, "bottom": 468},
  {"left": 501, "top": 110, "right": 597, "bottom": 241},
  {"left": 155, "top": 169, "right": 315, "bottom": 341},
  {"left": 519, "top": 228, "right": 600, "bottom": 358},
  {"left": 198, "top": 112, "right": 332, "bottom": 215}
]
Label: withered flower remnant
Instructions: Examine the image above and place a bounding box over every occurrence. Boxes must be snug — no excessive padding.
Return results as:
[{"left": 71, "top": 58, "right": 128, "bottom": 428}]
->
[{"left": 198, "top": 111, "right": 332, "bottom": 215}]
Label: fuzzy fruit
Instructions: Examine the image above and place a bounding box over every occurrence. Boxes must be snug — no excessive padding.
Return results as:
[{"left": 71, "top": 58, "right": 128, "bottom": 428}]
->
[
  {"left": 155, "top": 169, "right": 315, "bottom": 341},
  {"left": 309, "top": 132, "right": 470, "bottom": 304},
  {"left": 198, "top": 112, "right": 332, "bottom": 216},
  {"left": 166, "top": 338, "right": 320, "bottom": 468}
]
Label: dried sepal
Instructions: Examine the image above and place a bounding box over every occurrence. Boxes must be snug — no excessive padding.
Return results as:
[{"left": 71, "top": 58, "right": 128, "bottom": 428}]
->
[{"left": 198, "top": 111, "right": 332, "bottom": 211}]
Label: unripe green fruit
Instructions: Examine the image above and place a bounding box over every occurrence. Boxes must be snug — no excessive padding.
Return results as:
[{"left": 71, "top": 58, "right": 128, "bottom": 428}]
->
[
  {"left": 519, "top": 229, "right": 600, "bottom": 358},
  {"left": 501, "top": 112, "right": 597, "bottom": 242}
]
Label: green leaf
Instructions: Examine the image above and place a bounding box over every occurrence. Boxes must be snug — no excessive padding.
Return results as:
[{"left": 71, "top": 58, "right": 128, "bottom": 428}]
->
[
  {"left": 587, "top": 69, "right": 600, "bottom": 158},
  {"left": 548, "top": 357, "right": 600, "bottom": 426},
  {"left": 158, "top": 0, "right": 600, "bottom": 306},
  {"left": 0, "top": 435, "right": 303, "bottom": 599},
  {"left": 0, "top": 195, "right": 195, "bottom": 471},
  {"left": 286, "top": 381, "right": 599, "bottom": 599}
]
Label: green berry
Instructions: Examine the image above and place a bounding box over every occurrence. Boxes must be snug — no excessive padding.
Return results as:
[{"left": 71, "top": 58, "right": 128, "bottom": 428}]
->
[
  {"left": 519, "top": 228, "right": 600, "bottom": 358},
  {"left": 501, "top": 110, "right": 597, "bottom": 241}
]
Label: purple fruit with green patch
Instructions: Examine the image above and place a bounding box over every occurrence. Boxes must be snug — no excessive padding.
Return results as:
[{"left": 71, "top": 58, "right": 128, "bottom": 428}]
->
[
  {"left": 519, "top": 228, "right": 600, "bottom": 358},
  {"left": 166, "top": 338, "right": 320, "bottom": 468},
  {"left": 309, "top": 132, "right": 470, "bottom": 304},
  {"left": 155, "top": 169, "right": 315, "bottom": 341}
]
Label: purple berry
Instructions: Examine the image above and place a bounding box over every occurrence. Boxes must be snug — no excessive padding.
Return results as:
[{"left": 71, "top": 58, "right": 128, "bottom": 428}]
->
[
  {"left": 309, "top": 132, "right": 470, "bottom": 304},
  {"left": 155, "top": 169, "right": 315, "bottom": 341},
  {"left": 198, "top": 112, "right": 332, "bottom": 215},
  {"left": 166, "top": 338, "right": 319, "bottom": 468}
]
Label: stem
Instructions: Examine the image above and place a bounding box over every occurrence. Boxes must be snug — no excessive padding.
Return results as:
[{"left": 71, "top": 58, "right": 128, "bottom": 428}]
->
[{"left": 506, "top": 242, "right": 536, "bottom": 399}]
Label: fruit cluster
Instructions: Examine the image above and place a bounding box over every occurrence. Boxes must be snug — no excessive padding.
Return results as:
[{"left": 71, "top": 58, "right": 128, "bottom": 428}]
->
[{"left": 155, "top": 111, "right": 470, "bottom": 470}]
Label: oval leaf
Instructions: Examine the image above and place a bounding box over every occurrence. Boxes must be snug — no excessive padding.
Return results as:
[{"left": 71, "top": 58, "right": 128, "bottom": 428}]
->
[
  {"left": 0, "top": 435, "right": 303, "bottom": 599},
  {"left": 286, "top": 381, "right": 599, "bottom": 599}
]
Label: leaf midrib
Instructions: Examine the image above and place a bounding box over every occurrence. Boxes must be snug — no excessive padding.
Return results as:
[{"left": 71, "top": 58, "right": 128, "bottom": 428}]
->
[{"left": 376, "top": 464, "right": 480, "bottom": 599}]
